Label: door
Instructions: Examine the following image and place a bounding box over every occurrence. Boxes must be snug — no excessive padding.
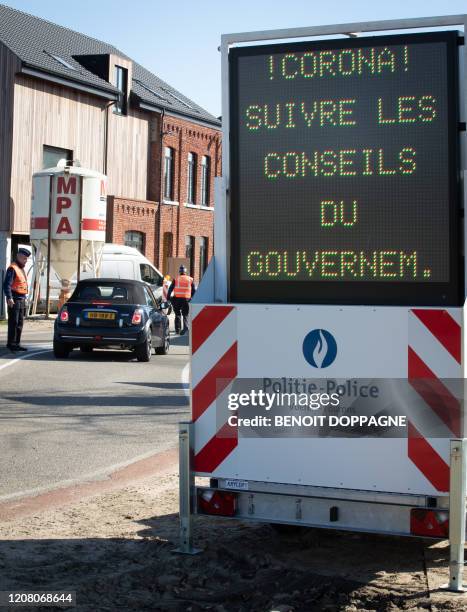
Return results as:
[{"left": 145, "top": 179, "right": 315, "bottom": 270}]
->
[
  {"left": 144, "top": 286, "right": 163, "bottom": 346},
  {"left": 140, "top": 263, "right": 163, "bottom": 302},
  {"left": 101, "top": 259, "right": 134, "bottom": 280}
]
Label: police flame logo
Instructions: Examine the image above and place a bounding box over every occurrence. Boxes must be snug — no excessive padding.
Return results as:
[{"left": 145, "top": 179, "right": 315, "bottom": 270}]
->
[{"left": 303, "top": 329, "right": 337, "bottom": 368}]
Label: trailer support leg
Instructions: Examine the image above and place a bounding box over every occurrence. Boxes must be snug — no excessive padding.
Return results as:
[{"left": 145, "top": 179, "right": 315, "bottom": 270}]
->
[
  {"left": 173, "top": 421, "right": 201, "bottom": 555},
  {"left": 444, "top": 438, "right": 467, "bottom": 592}
]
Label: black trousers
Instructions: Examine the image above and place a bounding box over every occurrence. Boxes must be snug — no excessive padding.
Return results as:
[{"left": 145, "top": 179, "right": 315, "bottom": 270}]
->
[
  {"left": 171, "top": 297, "right": 189, "bottom": 333},
  {"left": 7, "top": 299, "right": 26, "bottom": 347}
]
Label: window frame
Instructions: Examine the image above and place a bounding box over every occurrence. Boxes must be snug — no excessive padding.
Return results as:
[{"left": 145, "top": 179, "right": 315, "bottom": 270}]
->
[
  {"left": 162, "top": 231, "right": 173, "bottom": 274},
  {"left": 140, "top": 263, "right": 163, "bottom": 286},
  {"left": 185, "top": 235, "right": 195, "bottom": 277},
  {"left": 144, "top": 286, "right": 157, "bottom": 308},
  {"left": 43, "top": 145, "right": 73, "bottom": 169},
  {"left": 124, "top": 230, "right": 145, "bottom": 254},
  {"left": 164, "top": 147, "right": 175, "bottom": 201},
  {"left": 187, "top": 152, "right": 197, "bottom": 204},
  {"left": 114, "top": 65, "right": 128, "bottom": 116},
  {"left": 201, "top": 155, "right": 210, "bottom": 206},
  {"left": 199, "top": 236, "right": 208, "bottom": 278}
]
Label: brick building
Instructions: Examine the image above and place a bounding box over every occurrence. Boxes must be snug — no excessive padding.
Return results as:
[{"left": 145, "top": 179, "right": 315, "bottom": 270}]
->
[
  {"left": 107, "top": 114, "right": 220, "bottom": 282},
  {"left": 0, "top": 4, "right": 220, "bottom": 299}
]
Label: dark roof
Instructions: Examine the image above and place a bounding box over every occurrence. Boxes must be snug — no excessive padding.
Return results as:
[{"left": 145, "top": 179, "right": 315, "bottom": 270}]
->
[{"left": 0, "top": 3, "right": 219, "bottom": 126}]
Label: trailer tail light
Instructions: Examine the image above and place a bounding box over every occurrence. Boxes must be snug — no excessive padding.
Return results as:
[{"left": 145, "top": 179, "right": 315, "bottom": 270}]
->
[
  {"left": 410, "top": 509, "right": 449, "bottom": 538},
  {"left": 198, "top": 490, "right": 237, "bottom": 517},
  {"left": 131, "top": 309, "right": 143, "bottom": 325},
  {"left": 60, "top": 308, "right": 69, "bottom": 322}
]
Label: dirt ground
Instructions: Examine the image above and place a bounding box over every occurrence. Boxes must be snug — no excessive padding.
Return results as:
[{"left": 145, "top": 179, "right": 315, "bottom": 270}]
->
[{"left": 0, "top": 467, "right": 466, "bottom": 612}]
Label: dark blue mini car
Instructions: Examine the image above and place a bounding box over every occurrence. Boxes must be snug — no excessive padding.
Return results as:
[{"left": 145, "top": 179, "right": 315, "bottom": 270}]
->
[{"left": 53, "top": 278, "right": 170, "bottom": 362}]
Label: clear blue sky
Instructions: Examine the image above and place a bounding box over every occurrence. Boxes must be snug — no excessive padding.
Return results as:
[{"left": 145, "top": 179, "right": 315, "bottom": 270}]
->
[{"left": 2, "top": 0, "right": 465, "bottom": 116}]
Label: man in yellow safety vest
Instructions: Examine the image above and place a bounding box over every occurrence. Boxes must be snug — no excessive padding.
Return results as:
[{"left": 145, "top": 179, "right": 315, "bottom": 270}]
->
[{"left": 167, "top": 265, "right": 196, "bottom": 335}]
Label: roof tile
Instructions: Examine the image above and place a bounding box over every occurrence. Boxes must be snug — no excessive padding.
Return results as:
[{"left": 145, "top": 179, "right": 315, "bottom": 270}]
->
[{"left": 0, "top": 3, "right": 219, "bottom": 126}]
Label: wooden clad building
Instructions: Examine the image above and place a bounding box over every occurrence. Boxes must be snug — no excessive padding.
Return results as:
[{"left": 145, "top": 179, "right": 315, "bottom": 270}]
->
[{"left": 0, "top": 4, "right": 220, "bottom": 312}]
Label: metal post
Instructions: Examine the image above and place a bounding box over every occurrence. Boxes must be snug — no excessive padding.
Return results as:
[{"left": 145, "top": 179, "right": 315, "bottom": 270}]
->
[
  {"left": 27, "top": 246, "right": 37, "bottom": 318},
  {"left": 1, "top": 269, "right": 4, "bottom": 320},
  {"left": 76, "top": 176, "right": 84, "bottom": 282},
  {"left": 90, "top": 241, "right": 96, "bottom": 276},
  {"left": 173, "top": 421, "right": 201, "bottom": 554},
  {"left": 45, "top": 175, "right": 53, "bottom": 319},
  {"left": 445, "top": 439, "right": 467, "bottom": 592},
  {"left": 31, "top": 247, "right": 44, "bottom": 317}
]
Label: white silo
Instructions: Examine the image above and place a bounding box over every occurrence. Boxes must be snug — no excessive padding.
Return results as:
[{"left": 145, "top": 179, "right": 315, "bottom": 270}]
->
[{"left": 30, "top": 160, "right": 107, "bottom": 314}]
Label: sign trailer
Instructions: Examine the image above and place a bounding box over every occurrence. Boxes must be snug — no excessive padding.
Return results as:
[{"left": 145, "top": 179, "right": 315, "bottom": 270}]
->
[{"left": 177, "top": 16, "right": 467, "bottom": 592}]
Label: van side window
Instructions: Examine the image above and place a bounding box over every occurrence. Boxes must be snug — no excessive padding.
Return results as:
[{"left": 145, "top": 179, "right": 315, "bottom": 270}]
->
[{"left": 140, "top": 263, "right": 162, "bottom": 285}]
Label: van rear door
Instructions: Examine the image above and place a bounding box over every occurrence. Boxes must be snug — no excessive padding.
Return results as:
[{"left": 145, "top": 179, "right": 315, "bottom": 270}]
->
[{"left": 101, "top": 259, "right": 135, "bottom": 280}]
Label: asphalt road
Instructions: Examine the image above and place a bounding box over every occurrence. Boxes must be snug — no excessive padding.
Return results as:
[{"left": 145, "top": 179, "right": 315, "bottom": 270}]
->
[{"left": 0, "top": 321, "right": 189, "bottom": 501}]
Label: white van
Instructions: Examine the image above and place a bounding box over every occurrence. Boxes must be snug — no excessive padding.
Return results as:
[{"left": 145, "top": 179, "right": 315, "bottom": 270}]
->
[
  {"left": 32, "top": 244, "right": 164, "bottom": 312},
  {"left": 91, "top": 244, "right": 164, "bottom": 294}
]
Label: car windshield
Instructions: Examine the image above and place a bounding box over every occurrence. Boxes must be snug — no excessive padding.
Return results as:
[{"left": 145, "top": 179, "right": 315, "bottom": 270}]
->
[{"left": 71, "top": 282, "right": 143, "bottom": 304}]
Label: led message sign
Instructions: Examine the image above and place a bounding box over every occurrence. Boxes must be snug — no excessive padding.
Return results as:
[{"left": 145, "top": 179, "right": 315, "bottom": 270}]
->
[{"left": 229, "top": 32, "right": 461, "bottom": 304}]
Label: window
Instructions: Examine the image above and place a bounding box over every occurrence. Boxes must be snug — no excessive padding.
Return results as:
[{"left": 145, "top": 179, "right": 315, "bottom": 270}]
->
[
  {"left": 199, "top": 237, "right": 208, "bottom": 278},
  {"left": 133, "top": 79, "right": 168, "bottom": 102},
  {"left": 140, "top": 263, "right": 162, "bottom": 286},
  {"left": 144, "top": 286, "right": 157, "bottom": 307},
  {"left": 125, "top": 230, "right": 145, "bottom": 253},
  {"left": 162, "top": 232, "right": 173, "bottom": 274},
  {"left": 73, "top": 282, "right": 136, "bottom": 303},
  {"left": 43, "top": 145, "right": 73, "bottom": 169},
  {"left": 187, "top": 152, "right": 197, "bottom": 204},
  {"left": 114, "top": 65, "right": 128, "bottom": 115},
  {"left": 44, "top": 51, "right": 77, "bottom": 71},
  {"left": 160, "top": 87, "right": 194, "bottom": 110},
  {"left": 164, "top": 147, "right": 175, "bottom": 201},
  {"left": 185, "top": 235, "right": 195, "bottom": 277},
  {"left": 201, "top": 156, "right": 210, "bottom": 206}
]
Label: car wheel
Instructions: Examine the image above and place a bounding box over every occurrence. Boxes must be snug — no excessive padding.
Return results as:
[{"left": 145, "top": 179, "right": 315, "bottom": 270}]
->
[
  {"left": 80, "top": 345, "right": 93, "bottom": 353},
  {"left": 156, "top": 335, "right": 170, "bottom": 355},
  {"left": 135, "top": 332, "right": 152, "bottom": 362},
  {"left": 53, "top": 339, "right": 70, "bottom": 359}
]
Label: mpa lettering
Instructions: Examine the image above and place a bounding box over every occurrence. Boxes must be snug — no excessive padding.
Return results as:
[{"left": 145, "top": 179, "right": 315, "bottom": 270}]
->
[{"left": 54, "top": 176, "right": 77, "bottom": 235}]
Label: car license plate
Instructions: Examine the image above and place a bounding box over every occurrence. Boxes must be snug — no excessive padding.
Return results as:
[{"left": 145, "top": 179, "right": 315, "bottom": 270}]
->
[{"left": 86, "top": 312, "right": 115, "bottom": 320}]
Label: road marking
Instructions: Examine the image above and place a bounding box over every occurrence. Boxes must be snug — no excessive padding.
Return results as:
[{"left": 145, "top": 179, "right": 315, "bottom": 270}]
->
[
  {"left": 0, "top": 447, "right": 178, "bottom": 517},
  {"left": 0, "top": 346, "right": 52, "bottom": 373}
]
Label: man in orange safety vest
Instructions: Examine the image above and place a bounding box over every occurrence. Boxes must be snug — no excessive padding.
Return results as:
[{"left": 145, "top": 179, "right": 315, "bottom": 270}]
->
[
  {"left": 167, "top": 265, "right": 196, "bottom": 335},
  {"left": 3, "top": 247, "right": 30, "bottom": 352}
]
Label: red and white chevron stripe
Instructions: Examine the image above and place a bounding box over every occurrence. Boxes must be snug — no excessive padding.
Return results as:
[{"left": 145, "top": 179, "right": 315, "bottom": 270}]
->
[
  {"left": 191, "top": 305, "right": 238, "bottom": 473},
  {"left": 408, "top": 308, "right": 462, "bottom": 492}
]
